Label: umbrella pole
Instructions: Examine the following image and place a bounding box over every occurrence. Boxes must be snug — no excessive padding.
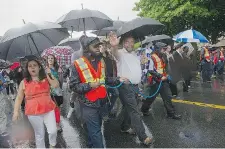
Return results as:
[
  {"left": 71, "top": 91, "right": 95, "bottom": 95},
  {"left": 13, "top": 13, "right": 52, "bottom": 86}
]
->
[
  {"left": 29, "top": 34, "right": 41, "bottom": 57},
  {"left": 83, "top": 18, "right": 86, "bottom": 35},
  {"left": 71, "top": 26, "right": 73, "bottom": 38}
]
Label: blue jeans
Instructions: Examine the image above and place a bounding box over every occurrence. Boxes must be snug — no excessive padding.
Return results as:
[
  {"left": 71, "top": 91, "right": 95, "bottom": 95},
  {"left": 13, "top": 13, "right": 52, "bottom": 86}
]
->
[{"left": 80, "top": 103, "right": 104, "bottom": 148}]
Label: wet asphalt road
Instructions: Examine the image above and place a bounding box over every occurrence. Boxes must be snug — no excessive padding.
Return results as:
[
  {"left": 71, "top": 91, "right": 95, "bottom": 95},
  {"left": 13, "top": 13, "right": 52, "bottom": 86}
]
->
[
  {"left": 4, "top": 78, "right": 225, "bottom": 148},
  {"left": 57, "top": 79, "right": 225, "bottom": 148}
]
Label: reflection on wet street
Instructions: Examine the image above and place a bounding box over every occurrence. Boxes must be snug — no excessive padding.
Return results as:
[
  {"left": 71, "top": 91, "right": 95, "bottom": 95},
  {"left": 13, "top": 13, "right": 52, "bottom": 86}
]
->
[
  {"left": 56, "top": 79, "right": 225, "bottom": 148},
  {"left": 4, "top": 79, "right": 225, "bottom": 148}
]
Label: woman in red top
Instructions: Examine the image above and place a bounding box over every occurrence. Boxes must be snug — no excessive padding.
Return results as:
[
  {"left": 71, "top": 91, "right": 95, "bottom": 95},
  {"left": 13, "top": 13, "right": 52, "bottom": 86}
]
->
[{"left": 13, "top": 56, "right": 59, "bottom": 148}]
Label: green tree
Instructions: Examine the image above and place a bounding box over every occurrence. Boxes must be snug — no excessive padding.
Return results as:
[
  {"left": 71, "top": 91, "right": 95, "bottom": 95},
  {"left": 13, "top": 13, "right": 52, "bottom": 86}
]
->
[{"left": 133, "top": 0, "right": 225, "bottom": 43}]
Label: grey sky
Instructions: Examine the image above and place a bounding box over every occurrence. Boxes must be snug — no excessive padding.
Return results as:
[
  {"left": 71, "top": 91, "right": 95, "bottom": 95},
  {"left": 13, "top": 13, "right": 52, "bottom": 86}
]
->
[{"left": 0, "top": 0, "right": 139, "bottom": 35}]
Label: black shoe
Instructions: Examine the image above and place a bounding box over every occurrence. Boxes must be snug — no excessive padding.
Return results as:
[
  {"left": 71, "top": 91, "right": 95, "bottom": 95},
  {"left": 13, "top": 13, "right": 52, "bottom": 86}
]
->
[
  {"left": 142, "top": 110, "right": 151, "bottom": 116},
  {"left": 167, "top": 114, "right": 182, "bottom": 120},
  {"left": 69, "top": 102, "right": 74, "bottom": 108}
]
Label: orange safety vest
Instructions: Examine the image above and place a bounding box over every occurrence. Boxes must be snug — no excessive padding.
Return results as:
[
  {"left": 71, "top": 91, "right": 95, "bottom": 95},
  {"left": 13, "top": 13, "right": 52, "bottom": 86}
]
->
[
  {"left": 74, "top": 56, "right": 107, "bottom": 102},
  {"left": 148, "top": 53, "right": 167, "bottom": 83}
]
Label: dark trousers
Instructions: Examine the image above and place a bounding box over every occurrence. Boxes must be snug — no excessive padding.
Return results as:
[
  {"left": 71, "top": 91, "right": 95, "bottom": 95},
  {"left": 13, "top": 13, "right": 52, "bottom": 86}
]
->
[
  {"left": 215, "top": 61, "right": 225, "bottom": 75},
  {"left": 201, "top": 61, "right": 212, "bottom": 81},
  {"left": 80, "top": 103, "right": 104, "bottom": 148},
  {"left": 183, "top": 79, "right": 191, "bottom": 92},
  {"left": 118, "top": 84, "right": 148, "bottom": 142},
  {"left": 6, "top": 83, "right": 14, "bottom": 95},
  {"left": 103, "top": 88, "right": 119, "bottom": 116},
  {"left": 141, "top": 81, "right": 175, "bottom": 115},
  {"left": 169, "top": 83, "right": 177, "bottom": 96}
]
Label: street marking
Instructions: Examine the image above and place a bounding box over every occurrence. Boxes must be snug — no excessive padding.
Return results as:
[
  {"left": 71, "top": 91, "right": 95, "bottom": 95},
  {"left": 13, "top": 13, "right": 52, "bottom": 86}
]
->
[{"left": 172, "top": 99, "right": 225, "bottom": 110}]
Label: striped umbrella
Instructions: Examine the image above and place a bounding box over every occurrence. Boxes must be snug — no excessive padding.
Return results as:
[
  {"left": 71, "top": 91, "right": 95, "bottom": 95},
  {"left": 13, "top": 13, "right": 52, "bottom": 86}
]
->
[{"left": 173, "top": 29, "right": 209, "bottom": 43}]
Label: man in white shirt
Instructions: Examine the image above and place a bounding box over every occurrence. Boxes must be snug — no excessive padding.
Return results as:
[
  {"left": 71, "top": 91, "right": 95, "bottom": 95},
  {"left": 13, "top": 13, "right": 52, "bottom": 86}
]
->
[{"left": 109, "top": 32, "right": 153, "bottom": 146}]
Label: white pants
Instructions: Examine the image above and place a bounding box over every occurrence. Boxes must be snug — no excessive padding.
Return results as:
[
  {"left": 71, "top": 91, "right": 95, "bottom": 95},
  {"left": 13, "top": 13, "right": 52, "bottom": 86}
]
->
[{"left": 28, "top": 110, "right": 57, "bottom": 148}]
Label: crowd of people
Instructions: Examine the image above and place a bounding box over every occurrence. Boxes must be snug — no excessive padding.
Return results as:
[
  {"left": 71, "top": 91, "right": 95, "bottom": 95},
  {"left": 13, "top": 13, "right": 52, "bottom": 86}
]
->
[{"left": 0, "top": 31, "right": 224, "bottom": 148}]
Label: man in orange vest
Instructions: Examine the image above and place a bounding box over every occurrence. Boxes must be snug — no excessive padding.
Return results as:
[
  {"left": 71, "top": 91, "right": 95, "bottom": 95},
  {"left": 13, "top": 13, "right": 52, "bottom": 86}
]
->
[
  {"left": 214, "top": 47, "right": 225, "bottom": 75},
  {"left": 141, "top": 42, "right": 181, "bottom": 120},
  {"left": 200, "top": 44, "right": 212, "bottom": 82},
  {"left": 69, "top": 35, "right": 123, "bottom": 148}
]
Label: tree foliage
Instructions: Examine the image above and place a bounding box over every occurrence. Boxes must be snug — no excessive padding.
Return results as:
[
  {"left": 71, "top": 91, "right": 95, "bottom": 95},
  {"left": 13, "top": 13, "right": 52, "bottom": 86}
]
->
[{"left": 133, "top": 0, "right": 225, "bottom": 43}]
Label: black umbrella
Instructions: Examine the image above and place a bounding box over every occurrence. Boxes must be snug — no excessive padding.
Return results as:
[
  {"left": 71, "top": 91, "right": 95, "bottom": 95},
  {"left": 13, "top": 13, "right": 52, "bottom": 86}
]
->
[
  {"left": 92, "top": 20, "right": 125, "bottom": 36},
  {"left": 0, "top": 21, "right": 69, "bottom": 61},
  {"left": 142, "top": 34, "right": 173, "bottom": 46},
  {"left": 117, "top": 17, "right": 164, "bottom": 41},
  {"left": 58, "top": 37, "right": 81, "bottom": 51},
  {"left": 56, "top": 9, "right": 113, "bottom": 33}
]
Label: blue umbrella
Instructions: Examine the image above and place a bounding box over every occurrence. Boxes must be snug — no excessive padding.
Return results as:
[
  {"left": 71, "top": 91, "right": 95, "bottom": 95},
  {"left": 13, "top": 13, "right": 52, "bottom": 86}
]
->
[{"left": 173, "top": 29, "right": 209, "bottom": 43}]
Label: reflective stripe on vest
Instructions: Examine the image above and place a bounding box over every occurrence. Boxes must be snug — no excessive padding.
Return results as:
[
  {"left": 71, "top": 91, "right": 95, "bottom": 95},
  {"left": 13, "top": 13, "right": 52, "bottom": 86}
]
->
[
  {"left": 151, "top": 54, "right": 166, "bottom": 75},
  {"left": 74, "top": 57, "right": 107, "bottom": 102},
  {"left": 75, "top": 57, "right": 105, "bottom": 84}
]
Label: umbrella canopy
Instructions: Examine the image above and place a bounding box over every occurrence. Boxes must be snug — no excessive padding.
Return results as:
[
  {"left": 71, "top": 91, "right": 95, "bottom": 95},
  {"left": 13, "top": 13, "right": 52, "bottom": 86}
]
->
[
  {"left": 56, "top": 9, "right": 113, "bottom": 32},
  {"left": 117, "top": 17, "right": 164, "bottom": 41},
  {"left": 10, "top": 62, "right": 20, "bottom": 71},
  {"left": 92, "top": 20, "right": 125, "bottom": 36},
  {"left": 173, "top": 29, "right": 209, "bottom": 43},
  {"left": 0, "top": 59, "right": 11, "bottom": 68},
  {"left": 58, "top": 37, "right": 81, "bottom": 51},
  {"left": 41, "top": 46, "right": 74, "bottom": 66},
  {"left": 214, "top": 39, "right": 225, "bottom": 47},
  {"left": 0, "top": 22, "right": 69, "bottom": 61},
  {"left": 142, "top": 34, "right": 172, "bottom": 45}
]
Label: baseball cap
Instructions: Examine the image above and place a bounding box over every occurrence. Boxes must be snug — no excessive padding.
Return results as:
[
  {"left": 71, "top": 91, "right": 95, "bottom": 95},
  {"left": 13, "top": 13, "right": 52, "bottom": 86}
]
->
[
  {"left": 154, "top": 42, "right": 167, "bottom": 50},
  {"left": 79, "top": 35, "right": 102, "bottom": 50}
]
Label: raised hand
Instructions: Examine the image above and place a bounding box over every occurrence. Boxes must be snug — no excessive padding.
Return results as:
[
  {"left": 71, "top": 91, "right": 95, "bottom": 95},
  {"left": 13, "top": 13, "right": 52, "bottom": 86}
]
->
[{"left": 109, "top": 31, "right": 120, "bottom": 47}]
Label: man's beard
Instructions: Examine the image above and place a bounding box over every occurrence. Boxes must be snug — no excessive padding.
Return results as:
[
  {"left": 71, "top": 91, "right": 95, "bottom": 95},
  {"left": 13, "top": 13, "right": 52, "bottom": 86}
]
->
[{"left": 89, "top": 50, "right": 102, "bottom": 58}]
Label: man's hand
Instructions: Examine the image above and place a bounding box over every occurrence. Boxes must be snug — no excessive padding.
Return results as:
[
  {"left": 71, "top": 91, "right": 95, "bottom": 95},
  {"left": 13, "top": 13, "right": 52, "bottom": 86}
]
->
[
  {"left": 119, "top": 77, "right": 130, "bottom": 84},
  {"left": 109, "top": 32, "right": 120, "bottom": 48},
  {"left": 161, "top": 76, "right": 167, "bottom": 81},
  {"left": 90, "top": 82, "right": 101, "bottom": 88},
  {"left": 206, "top": 59, "right": 210, "bottom": 62}
]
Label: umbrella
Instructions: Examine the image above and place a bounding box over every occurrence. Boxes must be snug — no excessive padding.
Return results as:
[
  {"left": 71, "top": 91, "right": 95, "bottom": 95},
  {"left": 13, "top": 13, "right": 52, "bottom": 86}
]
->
[
  {"left": 173, "top": 29, "right": 209, "bottom": 43},
  {"left": 142, "top": 34, "right": 172, "bottom": 46},
  {"left": 56, "top": 9, "right": 113, "bottom": 32},
  {"left": 214, "top": 39, "right": 225, "bottom": 47},
  {"left": 10, "top": 62, "right": 20, "bottom": 71},
  {"left": 0, "top": 22, "right": 69, "bottom": 61},
  {"left": 41, "top": 46, "right": 74, "bottom": 66},
  {"left": 0, "top": 59, "right": 11, "bottom": 68},
  {"left": 117, "top": 17, "right": 164, "bottom": 41},
  {"left": 58, "top": 37, "right": 81, "bottom": 51},
  {"left": 92, "top": 20, "right": 125, "bottom": 36}
]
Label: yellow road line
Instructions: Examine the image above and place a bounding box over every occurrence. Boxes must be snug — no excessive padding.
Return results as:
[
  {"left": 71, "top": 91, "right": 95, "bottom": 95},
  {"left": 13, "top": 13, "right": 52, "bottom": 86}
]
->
[{"left": 172, "top": 99, "right": 225, "bottom": 110}]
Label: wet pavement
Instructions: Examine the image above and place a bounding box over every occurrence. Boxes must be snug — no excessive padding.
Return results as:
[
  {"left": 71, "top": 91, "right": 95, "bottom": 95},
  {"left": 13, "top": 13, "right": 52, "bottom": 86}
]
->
[
  {"left": 59, "top": 79, "right": 225, "bottom": 148},
  {"left": 4, "top": 78, "right": 225, "bottom": 148}
]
